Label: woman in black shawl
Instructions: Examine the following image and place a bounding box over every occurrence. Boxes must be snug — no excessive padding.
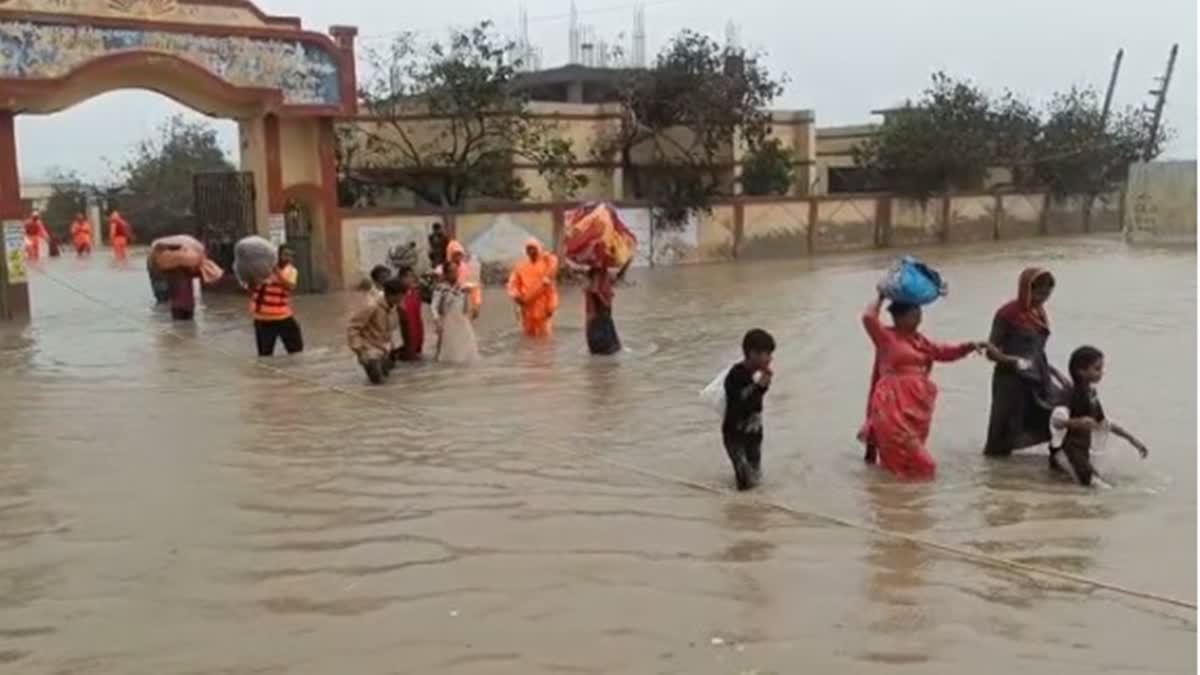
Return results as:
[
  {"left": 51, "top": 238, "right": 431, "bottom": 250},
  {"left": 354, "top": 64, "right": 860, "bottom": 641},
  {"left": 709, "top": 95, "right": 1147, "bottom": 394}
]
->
[{"left": 984, "top": 267, "right": 1068, "bottom": 456}]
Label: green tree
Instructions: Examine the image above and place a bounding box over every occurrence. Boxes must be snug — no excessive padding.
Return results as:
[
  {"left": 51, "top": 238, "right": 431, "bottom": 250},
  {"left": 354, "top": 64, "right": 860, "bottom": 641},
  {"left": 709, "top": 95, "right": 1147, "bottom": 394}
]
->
[
  {"left": 1032, "top": 87, "right": 1162, "bottom": 197},
  {"left": 990, "top": 91, "right": 1041, "bottom": 188},
  {"left": 351, "top": 21, "right": 586, "bottom": 207},
  {"left": 599, "top": 30, "right": 783, "bottom": 230},
  {"left": 853, "top": 72, "right": 994, "bottom": 199},
  {"left": 740, "top": 138, "right": 795, "bottom": 195},
  {"left": 113, "top": 114, "right": 235, "bottom": 241},
  {"left": 40, "top": 168, "right": 91, "bottom": 240}
]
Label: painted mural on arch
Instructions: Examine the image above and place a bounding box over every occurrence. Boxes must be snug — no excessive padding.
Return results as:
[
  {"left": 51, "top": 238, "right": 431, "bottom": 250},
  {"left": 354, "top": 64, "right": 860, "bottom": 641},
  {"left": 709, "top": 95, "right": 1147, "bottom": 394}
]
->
[
  {"left": 0, "top": 20, "right": 341, "bottom": 106},
  {"left": 0, "top": 0, "right": 268, "bottom": 27}
]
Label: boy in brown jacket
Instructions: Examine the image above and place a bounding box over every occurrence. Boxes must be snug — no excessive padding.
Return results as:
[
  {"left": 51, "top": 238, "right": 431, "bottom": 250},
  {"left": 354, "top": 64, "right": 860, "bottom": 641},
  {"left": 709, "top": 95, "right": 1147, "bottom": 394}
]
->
[{"left": 348, "top": 277, "right": 404, "bottom": 384}]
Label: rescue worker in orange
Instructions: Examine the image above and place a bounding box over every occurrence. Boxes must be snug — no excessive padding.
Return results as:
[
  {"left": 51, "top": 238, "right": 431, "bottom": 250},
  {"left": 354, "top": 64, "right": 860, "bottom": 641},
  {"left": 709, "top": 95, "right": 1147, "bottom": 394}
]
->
[
  {"left": 24, "top": 211, "right": 49, "bottom": 263},
  {"left": 249, "top": 245, "right": 304, "bottom": 357},
  {"left": 108, "top": 209, "right": 133, "bottom": 265},
  {"left": 70, "top": 213, "right": 93, "bottom": 257},
  {"left": 506, "top": 238, "right": 559, "bottom": 338}
]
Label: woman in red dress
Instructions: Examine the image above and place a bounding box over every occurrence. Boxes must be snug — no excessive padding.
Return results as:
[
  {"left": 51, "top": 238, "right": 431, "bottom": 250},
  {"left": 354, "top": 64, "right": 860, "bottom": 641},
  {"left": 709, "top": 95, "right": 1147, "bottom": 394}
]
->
[{"left": 859, "top": 293, "right": 994, "bottom": 480}]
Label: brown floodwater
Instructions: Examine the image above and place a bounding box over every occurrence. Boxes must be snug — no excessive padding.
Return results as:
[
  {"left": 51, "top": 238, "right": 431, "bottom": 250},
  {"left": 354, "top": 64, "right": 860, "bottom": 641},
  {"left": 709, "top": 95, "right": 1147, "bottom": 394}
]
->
[{"left": 0, "top": 237, "right": 1195, "bottom": 674}]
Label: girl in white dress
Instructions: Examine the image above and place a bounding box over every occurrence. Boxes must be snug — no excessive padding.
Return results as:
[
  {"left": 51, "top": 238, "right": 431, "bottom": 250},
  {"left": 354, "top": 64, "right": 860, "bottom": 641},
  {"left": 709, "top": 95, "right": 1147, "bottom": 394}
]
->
[{"left": 431, "top": 260, "right": 480, "bottom": 364}]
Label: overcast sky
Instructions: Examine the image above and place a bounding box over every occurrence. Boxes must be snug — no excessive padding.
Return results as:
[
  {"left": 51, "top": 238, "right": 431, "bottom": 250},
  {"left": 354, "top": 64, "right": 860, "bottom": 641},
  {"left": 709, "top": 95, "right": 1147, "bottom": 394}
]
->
[{"left": 15, "top": 0, "right": 1197, "bottom": 183}]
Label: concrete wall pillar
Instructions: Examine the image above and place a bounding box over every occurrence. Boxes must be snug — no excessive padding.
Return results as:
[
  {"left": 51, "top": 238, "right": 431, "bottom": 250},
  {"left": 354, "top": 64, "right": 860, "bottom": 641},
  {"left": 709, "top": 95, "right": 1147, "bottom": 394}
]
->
[{"left": 0, "top": 111, "right": 30, "bottom": 321}]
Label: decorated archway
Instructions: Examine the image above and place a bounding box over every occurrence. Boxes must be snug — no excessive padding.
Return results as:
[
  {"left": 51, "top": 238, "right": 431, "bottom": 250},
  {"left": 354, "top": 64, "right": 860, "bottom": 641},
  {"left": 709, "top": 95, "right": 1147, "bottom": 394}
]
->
[{"left": 0, "top": 0, "right": 358, "bottom": 319}]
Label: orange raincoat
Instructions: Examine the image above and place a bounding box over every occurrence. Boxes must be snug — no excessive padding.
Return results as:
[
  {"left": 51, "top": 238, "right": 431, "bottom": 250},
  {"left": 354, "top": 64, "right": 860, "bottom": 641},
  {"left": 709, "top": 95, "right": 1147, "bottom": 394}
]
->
[
  {"left": 70, "top": 216, "right": 92, "bottom": 256},
  {"left": 109, "top": 211, "right": 133, "bottom": 263},
  {"left": 506, "top": 238, "right": 559, "bottom": 337},
  {"left": 24, "top": 213, "right": 49, "bottom": 261}
]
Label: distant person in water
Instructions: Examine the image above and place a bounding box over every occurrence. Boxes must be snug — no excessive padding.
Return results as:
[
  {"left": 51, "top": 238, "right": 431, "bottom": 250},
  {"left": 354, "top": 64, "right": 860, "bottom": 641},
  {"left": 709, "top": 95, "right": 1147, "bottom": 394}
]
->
[
  {"left": 585, "top": 264, "right": 621, "bottom": 355},
  {"left": 985, "top": 268, "right": 1068, "bottom": 456},
  {"left": 507, "top": 238, "right": 559, "bottom": 338},
  {"left": 432, "top": 260, "right": 479, "bottom": 364},
  {"left": 348, "top": 277, "right": 404, "bottom": 384},
  {"left": 427, "top": 222, "right": 449, "bottom": 269},
  {"left": 859, "top": 292, "right": 994, "bottom": 480},
  {"left": 1049, "top": 345, "right": 1148, "bottom": 487},
  {"left": 23, "top": 211, "right": 49, "bottom": 263},
  {"left": 439, "top": 240, "right": 482, "bottom": 318},
  {"left": 70, "top": 213, "right": 92, "bottom": 258},
  {"left": 108, "top": 209, "right": 133, "bottom": 266},
  {"left": 394, "top": 266, "right": 425, "bottom": 361},
  {"left": 722, "top": 329, "right": 775, "bottom": 490}
]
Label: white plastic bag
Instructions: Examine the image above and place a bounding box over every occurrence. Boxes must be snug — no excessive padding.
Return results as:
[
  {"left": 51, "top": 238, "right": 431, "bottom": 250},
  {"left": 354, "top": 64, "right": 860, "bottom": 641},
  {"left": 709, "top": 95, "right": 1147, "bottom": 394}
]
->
[{"left": 700, "top": 365, "right": 732, "bottom": 417}]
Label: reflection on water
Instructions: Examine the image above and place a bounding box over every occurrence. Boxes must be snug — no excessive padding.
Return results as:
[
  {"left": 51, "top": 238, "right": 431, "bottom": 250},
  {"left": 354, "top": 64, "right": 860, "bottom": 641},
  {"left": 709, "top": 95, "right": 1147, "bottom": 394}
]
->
[{"left": 0, "top": 238, "right": 1194, "bottom": 673}]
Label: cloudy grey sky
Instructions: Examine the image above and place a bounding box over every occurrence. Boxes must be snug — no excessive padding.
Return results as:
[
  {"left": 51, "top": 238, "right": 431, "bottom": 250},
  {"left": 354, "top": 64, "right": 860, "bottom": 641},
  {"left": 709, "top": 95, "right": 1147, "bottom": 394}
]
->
[{"left": 15, "top": 0, "right": 1197, "bottom": 183}]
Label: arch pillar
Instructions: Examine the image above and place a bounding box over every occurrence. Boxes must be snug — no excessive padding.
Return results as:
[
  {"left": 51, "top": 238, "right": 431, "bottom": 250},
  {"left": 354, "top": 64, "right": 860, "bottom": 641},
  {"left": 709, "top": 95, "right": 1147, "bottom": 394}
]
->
[{"left": 0, "top": 111, "right": 29, "bottom": 320}]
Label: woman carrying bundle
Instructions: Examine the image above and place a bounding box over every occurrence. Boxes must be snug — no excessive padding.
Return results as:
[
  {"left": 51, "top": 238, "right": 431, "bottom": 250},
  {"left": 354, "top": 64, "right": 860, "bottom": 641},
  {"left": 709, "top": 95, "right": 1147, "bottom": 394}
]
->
[
  {"left": 584, "top": 263, "right": 621, "bottom": 355},
  {"left": 860, "top": 266, "right": 1000, "bottom": 479}
]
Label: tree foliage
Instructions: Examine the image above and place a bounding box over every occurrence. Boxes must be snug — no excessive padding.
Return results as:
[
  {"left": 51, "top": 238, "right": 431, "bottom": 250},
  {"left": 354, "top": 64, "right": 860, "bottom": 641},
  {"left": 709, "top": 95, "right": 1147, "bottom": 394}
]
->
[
  {"left": 740, "top": 138, "right": 795, "bottom": 196},
  {"left": 853, "top": 73, "right": 994, "bottom": 199},
  {"left": 350, "top": 21, "right": 587, "bottom": 207},
  {"left": 40, "top": 168, "right": 91, "bottom": 240},
  {"left": 854, "top": 72, "right": 1165, "bottom": 199},
  {"left": 114, "top": 114, "right": 235, "bottom": 240},
  {"left": 598, "top": 30, "right": 784, "bottom": 228},
  {"left": 990, "top": 91, "right": 1041, "bottom": 188},
  {"left": 1032, "top": 87, "right": 1161, "bottom": 197}
]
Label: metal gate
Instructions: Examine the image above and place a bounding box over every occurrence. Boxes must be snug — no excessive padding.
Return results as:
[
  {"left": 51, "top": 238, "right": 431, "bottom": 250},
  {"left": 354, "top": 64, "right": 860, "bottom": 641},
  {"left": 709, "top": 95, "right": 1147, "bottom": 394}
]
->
[
  {"left": 193, "top": 171, "right": 255, "bottom": 287},
  {"left": 284, "top": 199, "right": 315, "bottom": 294}
]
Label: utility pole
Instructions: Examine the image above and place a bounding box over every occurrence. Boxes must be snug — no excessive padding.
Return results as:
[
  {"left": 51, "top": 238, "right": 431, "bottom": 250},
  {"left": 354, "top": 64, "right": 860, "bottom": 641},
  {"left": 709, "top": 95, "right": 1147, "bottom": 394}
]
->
[
  {"left": 1145, "top": 43, "right": 1178, "bottom": 161},
  {"left": 1100, "top": 48, "right": 1123, "bottom": 128}
]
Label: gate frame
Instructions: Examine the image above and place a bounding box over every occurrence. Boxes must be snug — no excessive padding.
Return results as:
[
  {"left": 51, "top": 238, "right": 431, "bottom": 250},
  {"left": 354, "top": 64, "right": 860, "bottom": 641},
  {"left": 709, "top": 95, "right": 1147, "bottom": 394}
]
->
[{"left": 0, "top": 0, "right": 358, "bottom": 319}]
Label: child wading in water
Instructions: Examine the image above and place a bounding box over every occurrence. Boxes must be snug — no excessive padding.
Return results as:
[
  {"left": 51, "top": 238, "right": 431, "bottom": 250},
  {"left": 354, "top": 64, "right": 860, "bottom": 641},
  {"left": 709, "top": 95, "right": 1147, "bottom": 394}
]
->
[
  {"left": 1050, "top": 345, "right": 1149, "bottom": 487},
  {"left": 722, "top": 329, "right": 775, "bottom": 490}
]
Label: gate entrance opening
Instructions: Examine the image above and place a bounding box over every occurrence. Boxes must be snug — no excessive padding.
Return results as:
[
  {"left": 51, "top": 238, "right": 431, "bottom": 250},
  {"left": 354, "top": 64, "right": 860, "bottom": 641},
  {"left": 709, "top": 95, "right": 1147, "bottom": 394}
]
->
[
  {"left": 0, "top": 0, "right": 359, "bottom": 320},
  {"left": 194, "top": 170, "right": 256, "bottom": 291}
]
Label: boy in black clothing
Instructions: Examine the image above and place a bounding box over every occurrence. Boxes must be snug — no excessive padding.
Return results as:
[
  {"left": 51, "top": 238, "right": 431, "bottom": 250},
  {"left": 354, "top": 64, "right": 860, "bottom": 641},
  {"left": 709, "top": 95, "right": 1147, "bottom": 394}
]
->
[{"left": 723, "top": 328, "right": 775, "bottom": 490}]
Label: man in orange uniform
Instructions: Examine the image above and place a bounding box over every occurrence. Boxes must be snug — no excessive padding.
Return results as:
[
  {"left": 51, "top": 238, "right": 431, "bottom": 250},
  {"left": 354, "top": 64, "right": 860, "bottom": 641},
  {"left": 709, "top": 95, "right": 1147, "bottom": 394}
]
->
[
  {"left": 23, "top": 211, "right": 49, "bottom": 262},
  {"left": 108, "top": 209, "right": 133, "bottom": 265},
  {"left": 250, "top": 245, "right": 304, "bottom": 357},
  {"left": 506, "top": 238, "right": 559, "bottom": 338},
  {"left": 70, "top": 213, "right": 92, "bottom": 257}
]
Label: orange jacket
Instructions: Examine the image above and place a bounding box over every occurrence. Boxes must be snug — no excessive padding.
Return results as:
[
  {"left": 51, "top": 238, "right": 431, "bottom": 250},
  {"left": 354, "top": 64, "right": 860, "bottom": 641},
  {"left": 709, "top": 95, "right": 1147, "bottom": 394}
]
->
[
  {"left": 249, "top": 264, "right": 298, "bottom": 321},
  {"left": 507, "top": 239, "right": 559, "bottom": 335},
  {"left": 109, "top": 213, "right": 132, "bottom": 241},
  {"left": 71, "top": 219, "right": 92, "bottom": 244}
]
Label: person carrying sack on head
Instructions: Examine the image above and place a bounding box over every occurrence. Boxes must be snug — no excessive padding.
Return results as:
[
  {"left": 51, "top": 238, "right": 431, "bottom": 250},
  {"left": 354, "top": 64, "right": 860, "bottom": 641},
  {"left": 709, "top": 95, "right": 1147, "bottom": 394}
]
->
[{"left": 249, "top": 245, "right": 304, "bottom": 357}]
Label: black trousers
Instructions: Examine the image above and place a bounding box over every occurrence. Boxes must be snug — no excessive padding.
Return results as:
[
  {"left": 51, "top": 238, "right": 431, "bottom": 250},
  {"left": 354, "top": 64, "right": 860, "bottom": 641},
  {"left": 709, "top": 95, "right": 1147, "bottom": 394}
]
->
[
  {"left": 361, "top": 354, "right": 395, "bottom": 384},
  {"left": 1050, "top": 443, "right": 1095, "bottom": 486},
  {"left": 255, "top": 317, "right": 304, "bottom": 357},
  {"left": 723, "top": 431, "right": 763, "bottom": 490}
]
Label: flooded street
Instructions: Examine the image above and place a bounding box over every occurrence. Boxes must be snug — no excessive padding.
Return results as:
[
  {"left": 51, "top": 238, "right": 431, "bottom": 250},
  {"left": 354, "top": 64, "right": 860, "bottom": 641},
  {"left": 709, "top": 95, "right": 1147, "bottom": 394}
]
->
[{"left": 0, "top": 237, "right": 1194, "bottom": 674}]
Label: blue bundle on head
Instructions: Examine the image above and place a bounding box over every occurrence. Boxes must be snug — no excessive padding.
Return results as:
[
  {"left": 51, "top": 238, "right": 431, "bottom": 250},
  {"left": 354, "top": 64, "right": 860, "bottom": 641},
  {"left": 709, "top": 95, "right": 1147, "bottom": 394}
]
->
[{"left": 878, "top": 255, "right": 945, "bottom": 306}]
